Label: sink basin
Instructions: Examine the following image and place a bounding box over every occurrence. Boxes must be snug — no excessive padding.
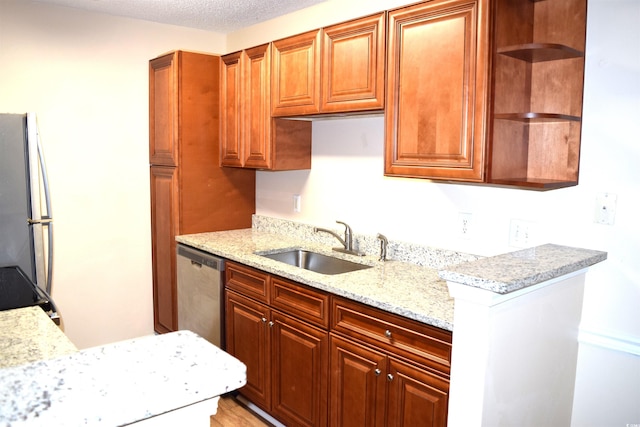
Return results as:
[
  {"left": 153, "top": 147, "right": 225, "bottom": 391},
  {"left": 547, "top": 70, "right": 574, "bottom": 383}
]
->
[{"left": 259, "top": 249, "right": 371, "bottom": 275}]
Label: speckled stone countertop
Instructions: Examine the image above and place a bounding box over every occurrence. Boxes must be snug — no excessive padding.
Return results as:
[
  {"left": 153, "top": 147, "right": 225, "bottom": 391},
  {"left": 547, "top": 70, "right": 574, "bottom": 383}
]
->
[
  {"left": 0, "top": 306, "right": 77, "bottom": 369},
  {"left": 178, "top": 228, "right": 466, "bottom": 332},
  {"left": 177, "top": 216, "right": 607, "bottom": 332},
  {"left": 438, "top": 243, "right": 607, "bottom": 294},
  {"left": 0, "top": 329, "right": 246, "bottom": 426}
]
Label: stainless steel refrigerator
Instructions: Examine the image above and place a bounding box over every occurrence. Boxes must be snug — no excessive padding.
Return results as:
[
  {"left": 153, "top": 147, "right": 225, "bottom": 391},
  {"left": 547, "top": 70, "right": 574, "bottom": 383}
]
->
[{"left": 0, "top": 113, "right": 58, "bottom": 322}]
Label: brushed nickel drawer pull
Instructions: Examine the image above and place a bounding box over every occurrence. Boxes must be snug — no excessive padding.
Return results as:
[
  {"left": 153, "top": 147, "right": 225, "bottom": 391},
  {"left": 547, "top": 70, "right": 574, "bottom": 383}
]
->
[{"left": 385, "top": 329, "right": 392, "bottom": 338}]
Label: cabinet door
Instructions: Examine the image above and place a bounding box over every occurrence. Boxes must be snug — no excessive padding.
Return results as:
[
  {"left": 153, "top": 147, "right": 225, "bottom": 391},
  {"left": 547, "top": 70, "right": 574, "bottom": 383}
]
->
[
  {"left": 330, "top": 335, "right": 387, "bottom": 427},
  {"left": 271, "top": 30, "right": 322, "bottom": 116},
  {"left": 149, "top": 52, "right": 178, "bottom": 166},
  {"left": 271, "top": 311, "right": 328, "bottom": 427},
  {"left": 386, "top": 357, "right": 449, "bottom": 427},
  {"left": 150, "top": 166, "right": 178, "bottom": 333},
  {"left": 385, "top": 0, "right": 489, "bottom": 181},
  {"left": 225, "top": 290, "right": 272, "bottom": 411},
  {"left": 322, "top": 13, "right": 386, "bottom": 113},
  {"left": 220, "top": 51, "right": 244, "bottom": 167},
  {"left": 244, "top": 44, "right": 273, "bottom": 169}
]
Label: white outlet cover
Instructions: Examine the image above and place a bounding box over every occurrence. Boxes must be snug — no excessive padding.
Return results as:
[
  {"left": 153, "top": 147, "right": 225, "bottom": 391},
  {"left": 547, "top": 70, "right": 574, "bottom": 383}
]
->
[
  {"left": 509, "top": 219, "right": 535, "bottom": 248},
  {"left": 458, "top": 212, "right": 473, "bottom": 239}
]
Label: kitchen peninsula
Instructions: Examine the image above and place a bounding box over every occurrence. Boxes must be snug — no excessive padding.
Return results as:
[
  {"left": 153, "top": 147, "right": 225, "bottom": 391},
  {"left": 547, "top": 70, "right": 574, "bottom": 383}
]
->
[
  {"left": 0, "top": 306, "right": 246, "bottom": 426},
  {"left": 178, "top": 215, "right": 607, "bottom": 427}
]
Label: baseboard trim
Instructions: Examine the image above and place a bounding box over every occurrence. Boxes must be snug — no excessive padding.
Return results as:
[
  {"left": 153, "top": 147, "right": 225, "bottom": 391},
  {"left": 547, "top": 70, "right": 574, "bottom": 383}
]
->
[
  {"left": 235, "top": 395, "right": 285, "bottom": 427},
  {"left": 578, "top": 328, "right": 640, "bottom": 357}
]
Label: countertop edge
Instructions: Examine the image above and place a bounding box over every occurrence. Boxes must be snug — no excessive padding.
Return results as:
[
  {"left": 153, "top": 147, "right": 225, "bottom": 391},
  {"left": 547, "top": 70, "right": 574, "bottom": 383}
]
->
[
  {"left": 0, "top": 330, "right": 247, "bottom": 425},
  {"left": 438, "top": 243, "right": 608, "bottom": 294}
]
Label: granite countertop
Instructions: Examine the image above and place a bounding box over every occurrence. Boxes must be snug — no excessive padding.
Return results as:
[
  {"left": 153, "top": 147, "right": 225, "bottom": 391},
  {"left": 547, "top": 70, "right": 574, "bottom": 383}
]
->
[
  {"left": 438, "top": 243, "right": 607, "bottom": 294},
  {"left": 0, "top": 327, "right": 246, "bottom": 426},
  {"left": 178, "top": 229, "right": 460, "bottom": 331},
  {"left": 177, "top": 219, "right": 607, "bottom": 332},
  {"left": 0, "top": 307, "right": 246, "bottom": 426},
  {"left": 0, "top": 306, "right": 77, "bottom": 369}
]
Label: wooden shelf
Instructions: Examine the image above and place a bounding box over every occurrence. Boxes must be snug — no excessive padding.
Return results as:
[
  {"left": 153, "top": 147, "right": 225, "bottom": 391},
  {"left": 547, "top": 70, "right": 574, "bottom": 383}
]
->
[
  {"left": 488, "top": 177, "right": 578, "bottom": 190},
  {"left": 498, "top": 43, "right": 584, "bottom": 62},
  {"left": 494, "top": 113, "right": 581, "bottom": 123}
]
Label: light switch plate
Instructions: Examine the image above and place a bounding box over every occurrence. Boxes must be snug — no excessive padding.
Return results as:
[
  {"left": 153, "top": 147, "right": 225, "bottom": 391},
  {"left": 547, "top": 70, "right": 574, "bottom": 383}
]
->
[
  {"left": 292, "top": 194, "right": 301, "bottom": 213},
  {"left": 594, "top": 192, "right": 617, "bottom": 225}
]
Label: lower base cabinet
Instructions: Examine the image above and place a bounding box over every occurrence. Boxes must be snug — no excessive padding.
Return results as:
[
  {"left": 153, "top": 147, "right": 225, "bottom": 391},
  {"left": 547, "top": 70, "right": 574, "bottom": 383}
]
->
[
  {"left": 224, "top": 261, "right": 451, "bottom": 427},
  {"left": 225, "top": 290, "right": 271, "bottom": 409},
  {"left": 386, "top": 356, "right": 449, "bottom": 426},
  {"left": 224, "top": 262, "right": 329, "bottom": 427},
  {"left": 329, "top": 334, "right": 386, "bottom": 426},
  {"left": 271, "top": 311, "right": 328, "bottom": 426},
  {"left": 330, "top": 335, "right": 449, "bottom": 427}
]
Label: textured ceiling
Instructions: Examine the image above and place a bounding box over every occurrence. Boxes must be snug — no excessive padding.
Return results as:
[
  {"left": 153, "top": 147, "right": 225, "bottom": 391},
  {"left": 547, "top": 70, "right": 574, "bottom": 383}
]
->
[{"left": 33, "top": 0, "right": 327, "bottom": 33}]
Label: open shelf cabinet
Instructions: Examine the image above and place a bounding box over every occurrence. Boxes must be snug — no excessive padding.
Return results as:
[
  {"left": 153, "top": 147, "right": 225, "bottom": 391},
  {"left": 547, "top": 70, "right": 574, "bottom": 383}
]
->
[{"left": 488, "top": 0, "right": 587, "bottom": 190}]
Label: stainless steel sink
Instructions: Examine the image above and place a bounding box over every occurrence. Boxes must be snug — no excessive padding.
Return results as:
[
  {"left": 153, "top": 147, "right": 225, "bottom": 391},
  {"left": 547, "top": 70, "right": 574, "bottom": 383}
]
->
[{"left": 259, "top": 249, "right": 372, "bottom": 275}]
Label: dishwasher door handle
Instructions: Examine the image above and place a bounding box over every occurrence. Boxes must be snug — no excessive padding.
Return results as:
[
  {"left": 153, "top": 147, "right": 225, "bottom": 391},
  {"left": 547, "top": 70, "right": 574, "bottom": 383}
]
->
[{"left": 190, "top": 260, "right": 203, "bottom": 268}]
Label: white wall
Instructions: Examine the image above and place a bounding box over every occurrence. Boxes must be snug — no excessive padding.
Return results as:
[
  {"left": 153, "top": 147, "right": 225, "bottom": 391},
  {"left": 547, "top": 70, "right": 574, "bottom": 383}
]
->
[
  {"left": 231, "top": 0, "right": 640, "bottom": 423},
  {"left": 0, "top": 0, "right": 226, "bottom": 349}
]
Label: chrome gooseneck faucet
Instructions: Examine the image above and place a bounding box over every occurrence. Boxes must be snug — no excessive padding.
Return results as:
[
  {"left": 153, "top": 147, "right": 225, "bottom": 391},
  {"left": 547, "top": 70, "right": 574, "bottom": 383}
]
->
[{"left": 314, "top": 220, "right": 364, "bottom": 256}]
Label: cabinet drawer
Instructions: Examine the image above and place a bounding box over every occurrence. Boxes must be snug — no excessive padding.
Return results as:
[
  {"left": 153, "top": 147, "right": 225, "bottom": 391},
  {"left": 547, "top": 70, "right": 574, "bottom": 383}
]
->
[
  {"left": 225, "top": 262, "right": 270, "bottom": 303},
  {"left": 271, "top": 277, "right": 330, "bottom": 329},
  {"left": 332, "top": 297, "right": 452, "bottom": 374}
]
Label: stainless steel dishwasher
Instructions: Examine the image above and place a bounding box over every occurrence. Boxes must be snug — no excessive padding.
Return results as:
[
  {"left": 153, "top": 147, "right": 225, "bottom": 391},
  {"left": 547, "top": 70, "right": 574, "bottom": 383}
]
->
[{"left": 176, "top": 244, "right": 224, "bottom": 347}]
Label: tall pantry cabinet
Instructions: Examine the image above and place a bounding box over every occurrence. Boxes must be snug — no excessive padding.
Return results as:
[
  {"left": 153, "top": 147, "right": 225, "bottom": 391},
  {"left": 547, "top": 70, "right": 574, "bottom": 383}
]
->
[{"left": 149, "top": 51, "right": 255, "bottom": 334}]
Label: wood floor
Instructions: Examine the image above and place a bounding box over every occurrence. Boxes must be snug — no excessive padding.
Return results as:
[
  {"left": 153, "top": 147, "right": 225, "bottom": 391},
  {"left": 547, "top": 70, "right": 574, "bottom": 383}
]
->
[{"left": 210, "top": 395, "right": 273, "bottom": 427}]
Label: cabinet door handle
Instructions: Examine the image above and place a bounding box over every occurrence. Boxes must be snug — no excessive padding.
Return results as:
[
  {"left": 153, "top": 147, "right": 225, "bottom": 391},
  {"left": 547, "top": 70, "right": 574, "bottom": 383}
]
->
[
  {"left": 374, "top": 368, "right": 381, "bottom": 376},
  {"left": 261, "top": 317, "right": 267, "bottom": 323},
  {"left": 385, "top": 329, "right": 392, "bottom": 338},
  {"left": 268, "top": 321, "right": 274, "bottom": 327},
  {"left": 387, "top": 373, "right": 394, "bottom": 382}
]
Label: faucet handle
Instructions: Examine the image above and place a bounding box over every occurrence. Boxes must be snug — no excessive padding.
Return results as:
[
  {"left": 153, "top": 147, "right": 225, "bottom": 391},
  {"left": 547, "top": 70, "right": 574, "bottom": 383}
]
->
[
  {"left": 377, "top": 233, "right": 388, "bottom": 262},
  {"left": 335, "top": 221, "right": 352, "bottom": 249}
]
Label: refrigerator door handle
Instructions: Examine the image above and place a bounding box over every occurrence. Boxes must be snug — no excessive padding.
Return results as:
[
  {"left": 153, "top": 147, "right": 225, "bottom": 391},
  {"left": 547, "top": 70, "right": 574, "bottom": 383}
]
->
[
  {"left": 27, "top": 218, "right": 53, "bottom": 224},
  {"left": 27, "top": 113, "right": 54, "bottom": 296}
]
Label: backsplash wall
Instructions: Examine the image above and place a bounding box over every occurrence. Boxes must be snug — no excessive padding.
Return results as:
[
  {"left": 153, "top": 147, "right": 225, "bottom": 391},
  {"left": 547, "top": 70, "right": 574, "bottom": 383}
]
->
[{"left": 256, "top": 115, "right": 584, "bottom": 257}]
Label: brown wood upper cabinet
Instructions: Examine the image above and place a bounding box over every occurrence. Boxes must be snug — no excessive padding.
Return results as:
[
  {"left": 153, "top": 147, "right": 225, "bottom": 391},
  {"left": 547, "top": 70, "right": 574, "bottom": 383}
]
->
[
  {"left": 385, "top": 0, "right": 490, "bottom": 182},
  {"left": 321, "top": 13, "right": 386, "bottom": 113},
  {"left": 271, "top": 30, "right": 322, "bottom": 116},
  {"left": 271, "top": 12, "right": 386, "bottom": 116},
  {"left": 221, "top": 44, "right": 312, "bottom": 170},
  {"left": 385, "top": 0, "right": 587, "bottom": 190}
]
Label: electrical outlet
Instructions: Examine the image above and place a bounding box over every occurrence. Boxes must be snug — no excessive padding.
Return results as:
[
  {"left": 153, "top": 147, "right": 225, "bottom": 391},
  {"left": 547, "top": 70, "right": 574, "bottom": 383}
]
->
[
  {"left": 509, "top": 219, "right": 535, "bottom": 248},
  {"left": 292, "top": 194, "right": 301, "bottom": 213},
  {"left": 594, "top": 192, "right": 617, "bottom": 225},
  {"left": 459, "top": 212, "right": 473, "bottom": 239}
]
